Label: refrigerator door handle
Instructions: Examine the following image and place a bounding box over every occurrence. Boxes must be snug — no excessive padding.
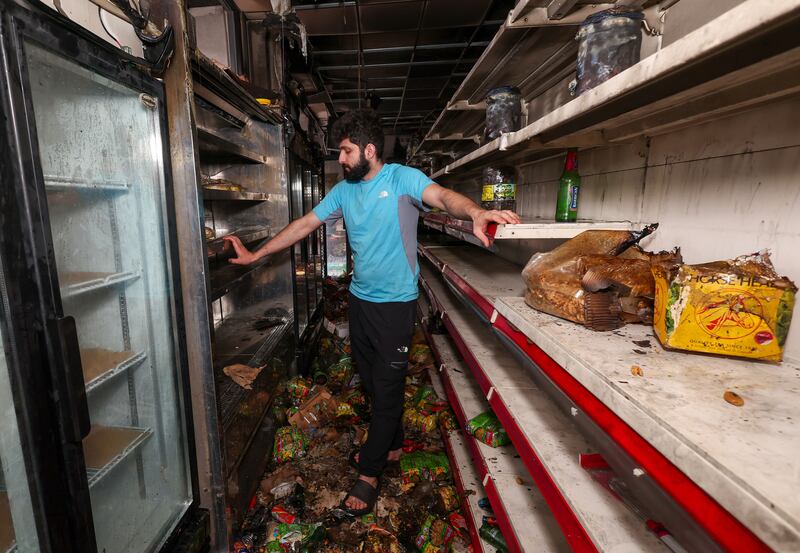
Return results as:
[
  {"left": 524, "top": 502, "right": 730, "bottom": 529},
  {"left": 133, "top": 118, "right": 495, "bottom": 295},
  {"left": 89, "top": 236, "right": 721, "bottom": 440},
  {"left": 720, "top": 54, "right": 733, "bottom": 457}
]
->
[{"left": 48, "top": 316, "right": 91, "bottom": 442}]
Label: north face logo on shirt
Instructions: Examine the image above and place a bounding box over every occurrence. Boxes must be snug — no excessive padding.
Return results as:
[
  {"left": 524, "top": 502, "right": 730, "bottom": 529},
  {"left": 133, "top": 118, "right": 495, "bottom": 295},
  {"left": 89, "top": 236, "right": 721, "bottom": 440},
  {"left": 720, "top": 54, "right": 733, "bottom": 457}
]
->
[{"left": 379, "top": 190, "right": 389, "bottom": 198}]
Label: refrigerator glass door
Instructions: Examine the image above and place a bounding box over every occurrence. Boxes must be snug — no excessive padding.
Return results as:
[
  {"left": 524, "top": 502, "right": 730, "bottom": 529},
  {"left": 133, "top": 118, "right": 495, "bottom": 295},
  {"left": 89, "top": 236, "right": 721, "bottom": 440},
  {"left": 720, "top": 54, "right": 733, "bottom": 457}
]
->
[
  {"left": 0, "top": 327, "right": 40, "bottom": 553},
  {"left": 23, "top": 41, "right": 192, "bottom": 553}
]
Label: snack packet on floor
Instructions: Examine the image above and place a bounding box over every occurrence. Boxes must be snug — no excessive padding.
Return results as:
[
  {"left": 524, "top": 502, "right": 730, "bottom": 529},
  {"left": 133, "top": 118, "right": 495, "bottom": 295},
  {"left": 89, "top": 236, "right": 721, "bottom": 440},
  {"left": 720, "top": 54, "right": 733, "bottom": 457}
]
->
[
  {"left": 400, "top": 451, "right": 451, "bottom": 483},
  {"left": 415, "top": 515, "right": 455, "bottom": 553},
  {"left": 272, "top": 426, "right": 308, "bottom": 464}
]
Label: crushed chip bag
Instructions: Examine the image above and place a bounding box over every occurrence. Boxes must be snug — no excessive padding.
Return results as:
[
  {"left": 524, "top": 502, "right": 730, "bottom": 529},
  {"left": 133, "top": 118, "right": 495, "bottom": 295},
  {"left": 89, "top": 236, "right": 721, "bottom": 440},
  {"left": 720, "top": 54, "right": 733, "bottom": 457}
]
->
[
  {"left": 415, "top": 515, "right": 455, "bottom": 553},
  {"left": 362, "top": 526, "right": 403, "bottom": 553},
  {"left": 286, "top": 377, "right": 311, "bottom": 406},
  {"left": 403, "top": 407, "right": 439, "bottom": 434},
  {"left": 435, "top": 485, "right": 461, "bottom": 514},
  {"left": 400, "top": 451, "right": 450, "bottom": 484},
  {"left": 404, "top": 384, "right": 421, "bottom": 408},
  {"left": 272, "top": 426, "right": 308, "bottom": 464},
  {"left": 448, "top": 512, "right": 468, "bottom": 540},
  {"left": 410, "top": 343, "right": 435, "bottom": 365},
  {"left": 328, "top": 356, "right": 354, "bottom": 388},
  {"left": 342, "top": 388, "right": 369, "bottom": 417},
  {"left": 466, "top": 411, "right": 510, "bottom": 447},
  {"left": 413, "top": 386, "right": 447, "bottom": 413},
  {"left": 266, "top": 522, "right": 325, "bottom": 549},
  {"left": 335, "top": 401, "right": 359, "bottom": 425},
  {"left": 438, "top": 410, "right": 459, "bottom": 432}
]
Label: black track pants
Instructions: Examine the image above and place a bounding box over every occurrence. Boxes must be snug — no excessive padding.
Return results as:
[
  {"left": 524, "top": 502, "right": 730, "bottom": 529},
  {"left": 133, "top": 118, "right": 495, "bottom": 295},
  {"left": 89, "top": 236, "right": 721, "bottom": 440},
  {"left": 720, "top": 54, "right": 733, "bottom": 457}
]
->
[{"left": 348, "top": 292, "right": 416, "bottom": 477}]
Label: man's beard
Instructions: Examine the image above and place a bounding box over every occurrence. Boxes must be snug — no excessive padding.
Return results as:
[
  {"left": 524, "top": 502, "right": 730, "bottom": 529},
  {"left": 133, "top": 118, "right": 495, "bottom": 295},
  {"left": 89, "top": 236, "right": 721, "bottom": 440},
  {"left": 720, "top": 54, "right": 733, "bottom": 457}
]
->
[{"left": 342, "top": 152, "right": 371, "bottom": 182}]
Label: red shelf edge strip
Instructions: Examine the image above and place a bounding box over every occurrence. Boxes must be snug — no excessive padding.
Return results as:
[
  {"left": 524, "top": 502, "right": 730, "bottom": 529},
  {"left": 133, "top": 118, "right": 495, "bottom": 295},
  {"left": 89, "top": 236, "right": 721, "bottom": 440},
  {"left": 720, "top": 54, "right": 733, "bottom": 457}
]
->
[
  {"left": 423, "top": 318, "right": 485, "bottom": 553},
  {"left": 492, "top": 313, "right": 772, "bottom": 553},
  {"left": 422, "top": 319, "right": 523, "bottom": 553},
  {"left": 442, "top": 268, "right": 495, "bottom": 320},
  {"left": 439, "top": 427, "right": 486, "bottom": 553},
  {"left": 420, "top": 248, "right": 774, "bottom": 552},
  {"left": 442, "top": 365, "right": 523, "bottom": 553},
  {"left": 442, "top": 311, "right": 598, "bottom": 553}
]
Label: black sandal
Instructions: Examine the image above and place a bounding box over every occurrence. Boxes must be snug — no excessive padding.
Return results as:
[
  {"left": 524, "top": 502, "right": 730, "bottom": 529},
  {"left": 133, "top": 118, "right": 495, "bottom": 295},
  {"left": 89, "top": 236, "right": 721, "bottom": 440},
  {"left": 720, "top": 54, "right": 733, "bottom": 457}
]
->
[{"left": 341, "top": 478, "right": 381, "bottom": 517}]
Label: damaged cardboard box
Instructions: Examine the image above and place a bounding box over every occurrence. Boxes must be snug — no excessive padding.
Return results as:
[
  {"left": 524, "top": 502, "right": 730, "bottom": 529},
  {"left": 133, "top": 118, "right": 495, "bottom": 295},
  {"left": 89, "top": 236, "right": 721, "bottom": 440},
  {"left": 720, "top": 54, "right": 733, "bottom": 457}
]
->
[{"left": 289, "top": 386, "right": 339, "bottom": 435}]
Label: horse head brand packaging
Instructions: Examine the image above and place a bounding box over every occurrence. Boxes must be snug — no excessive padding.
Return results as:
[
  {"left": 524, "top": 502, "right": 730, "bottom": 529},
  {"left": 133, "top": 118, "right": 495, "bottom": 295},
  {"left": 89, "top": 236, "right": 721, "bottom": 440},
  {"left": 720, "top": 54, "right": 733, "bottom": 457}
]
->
[{"left": 652, "top": 252, "right": 796, "bottom": 362}]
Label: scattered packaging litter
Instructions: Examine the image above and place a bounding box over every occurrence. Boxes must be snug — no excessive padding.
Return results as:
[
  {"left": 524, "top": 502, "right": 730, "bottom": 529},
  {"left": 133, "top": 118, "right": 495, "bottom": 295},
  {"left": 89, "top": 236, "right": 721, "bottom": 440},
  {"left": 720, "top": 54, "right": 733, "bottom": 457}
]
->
[
  {"left": 435, "top": 485, "right": 461, "bottom": 514},
  {"left": 448, "top": 512, "right": 468, "bottom": 540},
  {"left": 361, "top": 526, "right": 404, "bottom": 553},
  {"left": 223, "top": 363, "right": 265, "bottom": 390},
  {"left": 438, "top": 410, "right": 459, "bottom": 432},
  {"left": 286, "top": 377, "right": 312, "bottom": 406},
  {"left": 404, "top": 384, "right": 421, "bottom": 408},
  {"left": 409, "top": 344, "right": 435, "bottom": 365},
  {"left": 335, "top": 401, "right": 359, "bottom": 425},
  {"left": 521, "top": 226, "right": 681, "bottom": 330},
  {"left": 234, "top": 273, "right": 477, "bottom": 553},
  {"left": 400, "top": 451, "right": 451, "bottom": 484},
  {"left": 401, "top": 439, "right": 424, "bottom": 454},
  {"left": 271, "top": 505, "right": 297, "bottom": 524},
  {"left": 328, "top": 357, "right": 354, "bottom": 390},
  {"left": 403, "top": 408, "right": 439, "bottom": 434},
  {"left": 272, "top": 426, "right": 308, "bottom": 464},
  {"left": 415, "top": 515, "right": 456, "bottom": 553},
  {"left": 466, "top": 411, "right": 510, "bottom": 447},
  {"left": 270, "top": 482, "right": 299, "bottom": 501},
  {"left": 289, "top": 386, "right": 338, "bottom": 435},
  {"left": 266, "top": 522, "right": 325, "bottom": 550},
  {"left": 323, "top": 317, "right": 350, "bottom": 339},
  {"left": 413, "top": 386, "right": 447, "bottom": 413}
]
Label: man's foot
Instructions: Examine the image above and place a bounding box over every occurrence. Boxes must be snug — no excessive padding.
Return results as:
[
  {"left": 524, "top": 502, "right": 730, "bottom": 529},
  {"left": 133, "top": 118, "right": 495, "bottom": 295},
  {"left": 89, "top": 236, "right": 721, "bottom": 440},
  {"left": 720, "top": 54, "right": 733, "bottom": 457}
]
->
[
  {"left": 353, "top": 448, "right": 402, "bottom": 466},
  {"left": 344, "top": 475, "right": 378, "bottom": 511}
]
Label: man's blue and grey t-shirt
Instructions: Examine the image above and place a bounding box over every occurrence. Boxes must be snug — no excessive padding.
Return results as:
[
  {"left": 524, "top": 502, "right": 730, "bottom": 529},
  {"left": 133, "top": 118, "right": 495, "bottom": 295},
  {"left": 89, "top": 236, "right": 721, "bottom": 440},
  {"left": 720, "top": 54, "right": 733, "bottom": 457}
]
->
[{"left": 312, "top": 163, "right": 432, "bottom": 303}]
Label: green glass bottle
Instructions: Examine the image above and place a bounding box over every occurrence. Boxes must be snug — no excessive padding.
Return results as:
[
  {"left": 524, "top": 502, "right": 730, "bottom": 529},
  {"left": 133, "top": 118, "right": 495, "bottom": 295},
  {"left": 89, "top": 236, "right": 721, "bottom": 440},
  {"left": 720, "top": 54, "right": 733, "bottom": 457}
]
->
[
  {"left": 479, "top": 523, "right": 508, "bottom": 552},
  {"left": 555, "top": 149, "right": 580, "bottom": 222}
]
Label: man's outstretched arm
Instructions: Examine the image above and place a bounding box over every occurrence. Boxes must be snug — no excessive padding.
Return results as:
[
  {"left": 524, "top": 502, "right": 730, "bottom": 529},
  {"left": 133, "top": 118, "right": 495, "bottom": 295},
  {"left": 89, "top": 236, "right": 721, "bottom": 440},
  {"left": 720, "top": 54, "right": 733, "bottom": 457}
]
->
[
  {"left": 421, "top": 183, "right": 521, "bottom": 247},
  {"left": 223, "top": 211, "right": 323, "bottom": 265}
]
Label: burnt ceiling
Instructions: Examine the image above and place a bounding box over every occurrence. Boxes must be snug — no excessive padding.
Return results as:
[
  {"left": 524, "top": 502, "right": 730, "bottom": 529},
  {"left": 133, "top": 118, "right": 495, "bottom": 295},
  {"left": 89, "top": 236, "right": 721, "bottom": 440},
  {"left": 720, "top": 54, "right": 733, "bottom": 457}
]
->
[{"left": 292, "top": 0, "right": 514, "bottom": 137}]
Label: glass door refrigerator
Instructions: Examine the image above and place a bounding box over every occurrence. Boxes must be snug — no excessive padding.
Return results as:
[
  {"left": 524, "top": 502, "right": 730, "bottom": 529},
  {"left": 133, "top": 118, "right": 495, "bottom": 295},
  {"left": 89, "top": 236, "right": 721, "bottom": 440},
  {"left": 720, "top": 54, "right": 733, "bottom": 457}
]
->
[{"left": 0, "top": 3, "right": 199, "bottom": 553}]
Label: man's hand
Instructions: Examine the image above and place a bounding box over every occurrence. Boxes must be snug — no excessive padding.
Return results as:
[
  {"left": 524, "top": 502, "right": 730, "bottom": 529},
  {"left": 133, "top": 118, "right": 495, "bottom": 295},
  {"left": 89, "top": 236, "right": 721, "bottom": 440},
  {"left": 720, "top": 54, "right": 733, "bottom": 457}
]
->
[
  {"left": 223, "top": 235, "right": 259, "bottom": 265},
  {"left": 471, "top": 209, "right": 521, "bottom": 247},
  {"left": 421, "top": 184, "right": 521, "bottom": 247}
]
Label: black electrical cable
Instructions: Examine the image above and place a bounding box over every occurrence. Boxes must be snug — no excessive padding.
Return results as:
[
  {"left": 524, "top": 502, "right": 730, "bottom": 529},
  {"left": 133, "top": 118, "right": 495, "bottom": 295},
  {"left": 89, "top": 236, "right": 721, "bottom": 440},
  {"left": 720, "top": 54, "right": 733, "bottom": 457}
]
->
[{"left": 98, "top": 6, "right": 122, "bottom": 48}]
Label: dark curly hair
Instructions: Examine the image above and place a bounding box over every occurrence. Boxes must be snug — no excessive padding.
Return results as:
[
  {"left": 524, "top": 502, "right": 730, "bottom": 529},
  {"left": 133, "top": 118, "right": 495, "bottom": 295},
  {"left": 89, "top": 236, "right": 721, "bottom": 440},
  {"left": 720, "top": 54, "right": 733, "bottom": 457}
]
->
[{"left": 331, "top": 109, "right": 384, "bottom": 160}]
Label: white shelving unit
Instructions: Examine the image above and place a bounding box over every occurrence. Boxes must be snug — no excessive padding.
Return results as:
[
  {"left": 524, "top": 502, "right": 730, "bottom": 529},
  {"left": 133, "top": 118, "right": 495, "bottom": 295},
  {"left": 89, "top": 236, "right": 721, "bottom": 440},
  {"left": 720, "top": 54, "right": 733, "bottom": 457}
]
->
[
  {"left": 439, "top": 430, "right": 490, "bottom": 553},
  {"left": 496, "top": 295, "right": 800, "bottom": 552},
  {"left": 422, "top": 213, "right": 639, "bottom": 249},
  {"left": 59, "top": 271, "right": 140, "bottom": 300},
  {"left": 420, "top": 262, "right": 667, "bottom": 552},
  {"left": 410, "top": 2, "right": 800, "bottom": 552},
  {"left": 422, "top": 0, "right": 800, "bottom": 180},
  {"left": 423, "top": 324, "right": 572, "bottom": 553},
  {"left": 418, "top": 237, "right": 800, "bottom": 552},
  {"left": 82, "top": 350, "right": 147, "bottom": 394}
]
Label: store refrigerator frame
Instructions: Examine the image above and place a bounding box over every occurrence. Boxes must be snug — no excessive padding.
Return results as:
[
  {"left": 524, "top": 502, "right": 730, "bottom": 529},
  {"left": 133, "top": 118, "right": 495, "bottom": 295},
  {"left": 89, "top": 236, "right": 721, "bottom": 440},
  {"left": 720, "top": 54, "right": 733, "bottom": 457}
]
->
[{"left": 0, "top": 2, "right": 202, "bottom": 552}]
